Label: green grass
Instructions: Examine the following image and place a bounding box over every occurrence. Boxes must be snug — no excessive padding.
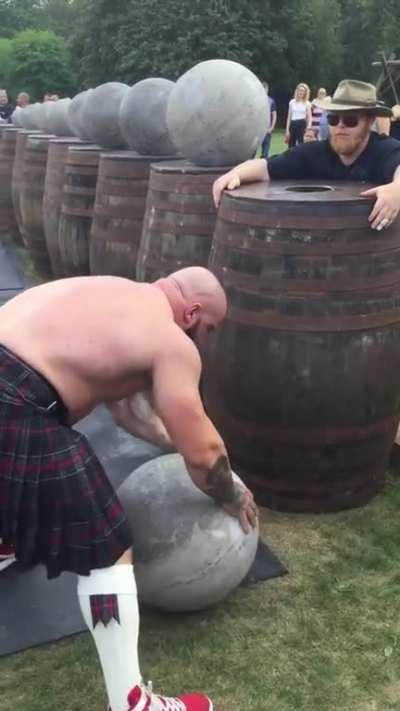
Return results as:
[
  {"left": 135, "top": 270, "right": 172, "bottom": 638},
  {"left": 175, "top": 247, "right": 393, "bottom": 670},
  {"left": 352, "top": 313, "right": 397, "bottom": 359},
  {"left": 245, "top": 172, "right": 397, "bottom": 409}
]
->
[
  {"left": 2, "top": 472, "right": 400, "bottom": 711},
  {"left": 270, "top": 129, "right": 286, "bottom": 156}
]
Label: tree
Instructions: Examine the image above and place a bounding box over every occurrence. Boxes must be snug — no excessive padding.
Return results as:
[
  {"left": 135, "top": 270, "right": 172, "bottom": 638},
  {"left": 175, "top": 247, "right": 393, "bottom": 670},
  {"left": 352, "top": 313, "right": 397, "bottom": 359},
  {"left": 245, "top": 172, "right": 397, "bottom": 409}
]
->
[
  {"left": 8, "top": 29, "right": 76, "bottom": 100},
  {"left": 0, "top": 38, "right": 15, "bottom": 89}
]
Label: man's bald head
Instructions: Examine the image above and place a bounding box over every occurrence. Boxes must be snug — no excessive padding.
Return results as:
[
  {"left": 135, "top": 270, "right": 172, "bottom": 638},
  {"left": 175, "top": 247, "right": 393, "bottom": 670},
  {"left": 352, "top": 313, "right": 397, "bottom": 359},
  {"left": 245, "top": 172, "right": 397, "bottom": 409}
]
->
[{"left": 159, "top": 267, "right": 227, "bottom": 342}]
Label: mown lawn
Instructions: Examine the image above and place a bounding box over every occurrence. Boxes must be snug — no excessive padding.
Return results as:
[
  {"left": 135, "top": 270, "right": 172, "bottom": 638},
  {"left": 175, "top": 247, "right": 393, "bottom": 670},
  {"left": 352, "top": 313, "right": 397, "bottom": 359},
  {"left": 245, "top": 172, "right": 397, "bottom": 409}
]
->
[{"left": 2, "top": 470, "right": 400, "bottom": 711}]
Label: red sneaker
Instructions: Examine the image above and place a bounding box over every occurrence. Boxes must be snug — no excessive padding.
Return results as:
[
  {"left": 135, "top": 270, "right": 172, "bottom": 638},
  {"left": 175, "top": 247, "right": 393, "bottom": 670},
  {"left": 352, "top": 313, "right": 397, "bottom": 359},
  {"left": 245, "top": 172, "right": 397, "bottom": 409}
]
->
[{"left": 127, "top": 682, "right": 214, "bottom": 711}]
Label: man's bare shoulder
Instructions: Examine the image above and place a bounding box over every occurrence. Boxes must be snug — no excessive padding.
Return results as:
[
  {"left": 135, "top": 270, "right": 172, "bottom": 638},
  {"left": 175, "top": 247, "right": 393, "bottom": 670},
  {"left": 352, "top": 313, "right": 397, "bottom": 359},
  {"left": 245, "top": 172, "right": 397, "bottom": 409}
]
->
[{"left": 152, "top": 323, "right": 201, "bottom": 371}]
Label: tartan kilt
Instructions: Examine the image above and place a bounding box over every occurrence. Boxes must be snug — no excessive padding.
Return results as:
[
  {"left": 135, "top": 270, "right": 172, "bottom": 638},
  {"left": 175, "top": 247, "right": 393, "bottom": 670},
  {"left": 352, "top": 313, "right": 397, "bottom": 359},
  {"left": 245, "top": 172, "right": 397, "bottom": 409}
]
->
[{"left": 0, "top": 345, "right": 133, "bottom": 579}]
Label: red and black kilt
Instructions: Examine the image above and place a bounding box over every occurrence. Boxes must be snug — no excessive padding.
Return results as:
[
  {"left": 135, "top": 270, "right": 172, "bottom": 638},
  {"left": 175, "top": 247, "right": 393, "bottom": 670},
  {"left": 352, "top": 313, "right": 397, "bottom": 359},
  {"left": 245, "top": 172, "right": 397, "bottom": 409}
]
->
[{"left": 0, "top": 345, "right": 133, "bottom": 579}]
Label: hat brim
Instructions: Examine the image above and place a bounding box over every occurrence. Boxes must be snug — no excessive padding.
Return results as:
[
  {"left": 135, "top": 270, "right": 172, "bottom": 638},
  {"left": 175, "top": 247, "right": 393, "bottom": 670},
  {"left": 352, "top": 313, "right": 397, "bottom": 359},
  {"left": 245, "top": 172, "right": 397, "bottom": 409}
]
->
[{"left": 316, "top": 98, "right": 392, "bottom": 117}]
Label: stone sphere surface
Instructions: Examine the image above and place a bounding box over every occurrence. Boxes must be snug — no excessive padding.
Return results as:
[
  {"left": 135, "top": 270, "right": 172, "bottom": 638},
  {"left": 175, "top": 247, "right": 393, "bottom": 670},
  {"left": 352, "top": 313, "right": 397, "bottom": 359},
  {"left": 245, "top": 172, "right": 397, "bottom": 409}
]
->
[
  {"left": 18, "top": 104, "right": 41, "bottom": 130},
  {"left": 46, "top": 98, "right": 72, "bottom": 136},
  {"left": 81, "top": 82, "right": 129, "bottom": 148},
  {"left": 119, "top": 78, "right": 177, "bottom": 155},
  {"left": 68, "top": 89, "right": 93, "bottom": 140},
  {"left": 118, "top": 453, "right": 258, "bottom": 611},
  {"left": 166, "top": 59, "right": 268, "bottom": 166},
  {"left": 11, "top": 107, "right": 23, "bottom": 127},
  {"left": 31, "top": 102, "right": 50, "bottom": 132}
]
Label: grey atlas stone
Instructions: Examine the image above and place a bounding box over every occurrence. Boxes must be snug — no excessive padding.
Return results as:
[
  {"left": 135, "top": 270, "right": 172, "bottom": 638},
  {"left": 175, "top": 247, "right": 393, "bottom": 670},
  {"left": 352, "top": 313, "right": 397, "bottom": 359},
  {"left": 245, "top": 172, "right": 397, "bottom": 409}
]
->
[
  {"left": 46, "top": 98, "right": 72, "bottom": 136},
  {"left": 31, "top": 102, "right": 50, "bottom": 133},
  {"left": 118, "top": 453, "right": 258, "bottom": 612},
  {"left": 119, "top": 77, "right": 178, "bottom": 156},
  {"left": 18, "top": 104, "right": 42, "bottom": 130},
  {"left": 11, "top": 107, "right": 23, "bottom": 127},
  {"left": 81, "top": 82, "right": 129, "bottom": 149},
  {"left": 68, "top": 89, "right": 94, "bottom": 140},
  {"left": 167, "top": 59, "right": 269, "bottom": 167}
]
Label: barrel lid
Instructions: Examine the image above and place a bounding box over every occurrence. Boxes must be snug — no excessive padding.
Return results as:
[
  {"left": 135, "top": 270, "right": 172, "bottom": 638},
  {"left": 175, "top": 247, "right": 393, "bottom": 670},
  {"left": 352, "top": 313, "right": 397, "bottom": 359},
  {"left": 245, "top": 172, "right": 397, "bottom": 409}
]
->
[
  {"left": 150, "top": 159, "right": 235, "bottom": 174},
  {"left": 225, "top": 180, "right": 376, "bottom": 203},
  {"left": 27, "top": 134, "right": 55, "bottom": 141},
  {"left": 68, "top": 143, "right": 102, "bottom": 152},
  {"left": 49, "top": 137, "right": 85, "bottom": 145},
  {"left": 99, "top": 150, "right": 177, "bottom": 162},
  {"left": 2, "top": 127, "right": 19, "bottom": 133}
]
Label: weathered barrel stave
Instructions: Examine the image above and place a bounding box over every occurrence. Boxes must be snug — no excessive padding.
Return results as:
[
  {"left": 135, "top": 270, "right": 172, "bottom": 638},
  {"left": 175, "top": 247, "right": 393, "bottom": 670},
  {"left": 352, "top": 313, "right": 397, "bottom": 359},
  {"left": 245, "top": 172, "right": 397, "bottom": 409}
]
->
[
  {"left": 58, "top": 147, "right": 101, "bottom": 276},
  {"left": 43, "top": 138, "right": 82, "bottom": 277},
  {"left": 90, "top": 153, "right": 166, "bottom": 278},
  {"left": 19, "top": 135, "right": 54, "bottom": 279},
  {"left": 0, "top": 129, "right": 20, "bottom": 238},
  {"left": 204, "top": 181, "right": 400, "bottom": 512},
  {"left": 137, "top": 161, "right": 227, "bottom": 282}
]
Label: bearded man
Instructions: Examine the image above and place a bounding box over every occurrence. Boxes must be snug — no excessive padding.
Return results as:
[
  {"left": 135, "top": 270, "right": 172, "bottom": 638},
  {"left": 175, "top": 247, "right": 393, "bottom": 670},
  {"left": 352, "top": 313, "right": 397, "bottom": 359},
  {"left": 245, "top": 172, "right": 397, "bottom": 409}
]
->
[{"left": 213, "top": 79, "right": 400, "bottom": 232}]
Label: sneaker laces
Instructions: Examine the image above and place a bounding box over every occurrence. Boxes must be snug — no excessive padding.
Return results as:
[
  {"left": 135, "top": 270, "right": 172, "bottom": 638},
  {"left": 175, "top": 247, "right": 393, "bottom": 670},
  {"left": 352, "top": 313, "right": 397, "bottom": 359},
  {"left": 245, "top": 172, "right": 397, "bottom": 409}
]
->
[{"left": 144, "top": 681, "right": 186, "bottom": 711}]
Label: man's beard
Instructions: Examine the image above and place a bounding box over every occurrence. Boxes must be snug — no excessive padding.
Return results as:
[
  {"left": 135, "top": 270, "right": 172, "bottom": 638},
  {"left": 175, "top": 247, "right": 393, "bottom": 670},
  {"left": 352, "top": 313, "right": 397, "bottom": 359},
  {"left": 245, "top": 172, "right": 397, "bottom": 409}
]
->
[{"left": 330, "top": 128, "right": 369, "bottom": 157}]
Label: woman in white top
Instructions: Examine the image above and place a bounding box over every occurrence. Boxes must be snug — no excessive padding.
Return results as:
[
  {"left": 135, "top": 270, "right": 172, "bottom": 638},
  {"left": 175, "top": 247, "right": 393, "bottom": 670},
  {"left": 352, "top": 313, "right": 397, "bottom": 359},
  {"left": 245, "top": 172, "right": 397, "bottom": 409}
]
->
[{"left": 285, "top": 83, "right": 312, "bottom": 148}]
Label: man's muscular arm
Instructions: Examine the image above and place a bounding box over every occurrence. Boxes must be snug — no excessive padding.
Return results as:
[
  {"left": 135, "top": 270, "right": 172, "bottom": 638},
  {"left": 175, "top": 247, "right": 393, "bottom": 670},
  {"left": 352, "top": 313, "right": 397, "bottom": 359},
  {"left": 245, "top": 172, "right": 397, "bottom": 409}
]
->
[{"left": 151, "top": 331, "right": 258, "bottom": 532}]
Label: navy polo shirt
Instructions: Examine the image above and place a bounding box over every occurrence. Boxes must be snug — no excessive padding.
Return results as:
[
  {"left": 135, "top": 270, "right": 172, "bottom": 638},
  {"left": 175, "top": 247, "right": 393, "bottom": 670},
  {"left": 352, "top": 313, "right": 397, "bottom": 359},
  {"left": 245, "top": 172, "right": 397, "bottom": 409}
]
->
[{"left": 267, "top": 133, "right": 400, "bottom": 185}]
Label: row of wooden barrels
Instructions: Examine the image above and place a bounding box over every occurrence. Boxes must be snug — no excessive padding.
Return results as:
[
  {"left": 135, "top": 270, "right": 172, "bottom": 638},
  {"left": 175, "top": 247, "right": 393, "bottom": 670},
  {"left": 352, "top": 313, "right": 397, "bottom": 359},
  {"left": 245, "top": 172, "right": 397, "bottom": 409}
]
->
[
  {"left": 1, "top": 124, "right": 400, "bottom": 516},
  {"left": 0, "top": 126, "right": 221, "bottom": 283}
]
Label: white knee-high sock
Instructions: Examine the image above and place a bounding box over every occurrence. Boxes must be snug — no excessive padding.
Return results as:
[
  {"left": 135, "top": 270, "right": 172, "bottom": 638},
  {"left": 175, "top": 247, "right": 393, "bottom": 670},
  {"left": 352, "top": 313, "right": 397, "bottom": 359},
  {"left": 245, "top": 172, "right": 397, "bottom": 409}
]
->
[{"left": 77, "top": 564, "right": 142, "bottom": 711}]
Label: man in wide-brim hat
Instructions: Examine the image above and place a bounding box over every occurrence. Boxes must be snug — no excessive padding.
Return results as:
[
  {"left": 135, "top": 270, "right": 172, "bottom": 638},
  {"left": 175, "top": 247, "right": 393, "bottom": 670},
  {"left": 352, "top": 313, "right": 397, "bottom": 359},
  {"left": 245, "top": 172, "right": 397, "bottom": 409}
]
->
[{"left": 213, "top": 79, "right": 400, "bottom": 231}]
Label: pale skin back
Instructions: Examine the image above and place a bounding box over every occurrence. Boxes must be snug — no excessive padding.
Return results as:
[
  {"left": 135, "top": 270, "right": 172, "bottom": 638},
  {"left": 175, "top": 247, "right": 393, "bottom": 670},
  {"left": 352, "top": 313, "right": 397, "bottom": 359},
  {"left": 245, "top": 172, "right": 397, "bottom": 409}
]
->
[{"left": 0, "top": 274, "right": 258, "bottom": 531}]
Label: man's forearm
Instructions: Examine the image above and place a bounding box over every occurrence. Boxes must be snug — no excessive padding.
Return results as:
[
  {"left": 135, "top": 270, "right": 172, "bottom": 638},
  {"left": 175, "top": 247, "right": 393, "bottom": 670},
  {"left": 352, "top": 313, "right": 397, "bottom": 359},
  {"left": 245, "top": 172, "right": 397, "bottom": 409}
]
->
[
  {"left": 185, "top": 452, "right": 243, "bottom": 506},
  {"left": 233, "top": 158, "right": 269, "bottom": 184}
]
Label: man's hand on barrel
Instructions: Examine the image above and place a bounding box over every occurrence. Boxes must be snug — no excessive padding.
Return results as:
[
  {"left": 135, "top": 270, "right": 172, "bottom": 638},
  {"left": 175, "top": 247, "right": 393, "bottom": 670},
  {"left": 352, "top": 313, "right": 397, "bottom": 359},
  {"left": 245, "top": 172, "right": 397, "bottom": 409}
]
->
[
  {"left": 223, "top": 483, "right": 259, "bottom": 534},
  {"left": 361, "top": 181, "right": 400, "bottom": 231},
  {"left": 213, "top": 170, "right": 241, "bottom": 207}
]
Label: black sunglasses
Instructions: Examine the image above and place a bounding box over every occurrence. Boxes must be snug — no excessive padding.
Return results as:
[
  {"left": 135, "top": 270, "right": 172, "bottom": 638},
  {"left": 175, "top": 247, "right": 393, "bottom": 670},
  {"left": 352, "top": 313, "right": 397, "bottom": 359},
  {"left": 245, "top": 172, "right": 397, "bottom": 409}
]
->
[{"left": 327, "top": 113, "right": 361, "bottom": 128}]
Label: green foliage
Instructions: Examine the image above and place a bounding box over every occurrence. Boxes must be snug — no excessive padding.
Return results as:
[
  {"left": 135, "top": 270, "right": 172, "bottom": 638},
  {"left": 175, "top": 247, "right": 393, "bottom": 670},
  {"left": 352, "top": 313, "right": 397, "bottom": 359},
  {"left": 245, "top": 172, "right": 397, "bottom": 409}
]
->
[
  {"left": 0, "top": 37, "right": 15, "bottom": 88},
  {"left": 7, "top": 29, "right": 75, "bottom": 101}
]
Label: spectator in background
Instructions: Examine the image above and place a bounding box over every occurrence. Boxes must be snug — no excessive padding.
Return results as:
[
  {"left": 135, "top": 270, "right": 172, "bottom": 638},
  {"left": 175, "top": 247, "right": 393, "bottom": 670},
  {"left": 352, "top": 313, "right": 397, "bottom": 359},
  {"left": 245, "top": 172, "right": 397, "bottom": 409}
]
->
[
  {"left": 285, "top": 83, "right": 312, "bottom": 148},
  {"left": 311, "top": 87, "right": 327, "bottom": 138},
  {"left": 390, "top": 105, "right": 400, "bottom": 141},
  {"left": 16, "top": 92, "right": 30, "bottom": 108},
  {"left": 0, "top": 89, "right": 14, "bottom": 122},
  {"left": 261, "top": 81, "right": 277, "bottom": 158},
  {"left": 51, "top": 93, "right": 60, "bottom": 101},
  {"left": 304, "top": 127, "right": 318, "bottom": 142}
]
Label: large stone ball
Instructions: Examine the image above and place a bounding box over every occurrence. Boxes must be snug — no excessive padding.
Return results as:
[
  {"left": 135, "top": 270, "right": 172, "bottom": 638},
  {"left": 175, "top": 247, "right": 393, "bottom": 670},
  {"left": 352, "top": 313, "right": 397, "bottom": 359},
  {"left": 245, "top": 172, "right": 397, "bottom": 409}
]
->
[
  {"left": 81, "top": 82, "right": 129, "bottom": 149},
  {"left": 18, "top": 104, "right": 42, "bottom": 130},
  {"left": 11, "top": 107, "right": 23, "bottom": 127},
  {"left": 46, "top": 98, "right": 72, "bottom": 136},
  {"left": 166, "top": 59, "right": 268, "bottom": 166},
  {"left": 68, "top": 89, "right": 93, "bottom": 140},
  {"left": 119, "top": 78, "right": 178, "bottom": 156},
  {"left": 118, "top": 453, "right": 258, "bottom": 611},
  {"left": 31, "top": 102, "right": 50, "bottom": 133}
]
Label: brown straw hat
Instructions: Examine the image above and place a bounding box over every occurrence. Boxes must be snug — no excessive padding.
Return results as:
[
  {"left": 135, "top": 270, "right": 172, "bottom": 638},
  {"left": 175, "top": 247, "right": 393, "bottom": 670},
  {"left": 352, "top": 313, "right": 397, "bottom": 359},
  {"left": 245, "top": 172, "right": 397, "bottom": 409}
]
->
[{"left": 317, "top": 79, "right": 392, "bottom": 117}]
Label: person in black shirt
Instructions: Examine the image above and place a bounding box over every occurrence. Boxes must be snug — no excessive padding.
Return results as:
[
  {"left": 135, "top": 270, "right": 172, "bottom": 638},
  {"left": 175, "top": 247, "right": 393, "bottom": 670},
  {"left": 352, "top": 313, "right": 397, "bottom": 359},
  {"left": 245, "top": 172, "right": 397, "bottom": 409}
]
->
[
  {"left": 213, "top": 79, "right": 400, "bottom": 232},
  {"left": 0, "top": 89, "right": 14, "bottom": 122}
]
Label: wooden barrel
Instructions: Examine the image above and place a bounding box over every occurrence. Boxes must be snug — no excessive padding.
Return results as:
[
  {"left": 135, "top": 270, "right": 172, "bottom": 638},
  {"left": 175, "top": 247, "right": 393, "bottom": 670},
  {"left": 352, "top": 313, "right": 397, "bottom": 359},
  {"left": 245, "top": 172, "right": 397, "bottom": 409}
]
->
[
  {"left": 20, "top": 134, "right": 54, "bottom": 279},
  {"left": 42, "top": 137, "right": 83, "bottom": 277},
  {"left": 203, "top": 180, "right": 400, "bottom": 513},
  {"left": 58, "top": 144, "right": 101, "bottom": 276},
  {"left": 136, "top": 160, "right": 228, "bottom": 282},
  {"left": 90, "top": 151, "right": 167, "bottom": 278},
  {"left": 0, "top": 128, "right": 19, "bottom": 237},
  {"left": 11, "top": 129, "right": 41, "bottom": 246}
]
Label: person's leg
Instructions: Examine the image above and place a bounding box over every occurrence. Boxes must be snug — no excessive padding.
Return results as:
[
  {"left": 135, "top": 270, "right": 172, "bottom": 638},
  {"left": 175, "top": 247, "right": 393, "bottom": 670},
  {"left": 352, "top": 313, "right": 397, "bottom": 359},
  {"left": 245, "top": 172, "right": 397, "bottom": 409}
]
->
[
  {"left": 297, "top": 119, "right": 306, "bottom": 145},
  {"left": 288, "top": 121, "right": 296, "bottom": 148},
  {"left": 78, "top": 550, "right": 213, "bottom": 711},
  {"left": 261, "top": 132, "right": 271, "bottom": 158},
  {"left": 77, "top": 549, "right": 141, "bottom": 711}
]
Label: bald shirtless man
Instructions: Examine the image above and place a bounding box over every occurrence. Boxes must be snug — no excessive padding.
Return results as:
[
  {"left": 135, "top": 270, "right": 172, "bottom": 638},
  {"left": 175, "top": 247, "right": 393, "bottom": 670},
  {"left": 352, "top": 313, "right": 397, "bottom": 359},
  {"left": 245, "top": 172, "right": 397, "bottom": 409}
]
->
[{"left": 0, "top": 267, "right": 257, "bottom": 711}]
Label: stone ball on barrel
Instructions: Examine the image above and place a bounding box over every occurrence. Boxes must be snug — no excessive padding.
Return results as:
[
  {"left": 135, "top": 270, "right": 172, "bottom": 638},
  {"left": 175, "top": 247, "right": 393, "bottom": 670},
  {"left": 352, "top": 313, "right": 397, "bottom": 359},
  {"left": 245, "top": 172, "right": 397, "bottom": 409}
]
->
[
  {"left": 81, "top": 82, "right": 129, "bottom": 149},
  {"left": 166, "top": 59, "right": 268, "bottom": 166},
  {"left": 118, "top": 453, "right": 258, "bottom": 612},
  {"left": 119, "top": 78, "right": 178, "bottom": 156},
  {"left": 46, "top": 98, "right": 72, "bottom": 136},
  {"left": 31, "top": 102, "right": 51, "bottom": 133},
  {"left": 11, "top": 107, "right": 23, "bottom": 127},
  {"left": 68, "top": 89, "right": 94, "bottom": 140},
  {"left": 18, "top": 104, "right": 42, "bottom": 130}
]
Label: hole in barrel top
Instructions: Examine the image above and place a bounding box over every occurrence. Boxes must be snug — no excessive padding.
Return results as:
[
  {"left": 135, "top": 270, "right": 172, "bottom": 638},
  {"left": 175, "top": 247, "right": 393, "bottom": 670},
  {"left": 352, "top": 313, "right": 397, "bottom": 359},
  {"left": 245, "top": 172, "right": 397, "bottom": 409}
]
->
[{"left": 285, "top": 185, "right": 334, "bottom": 193}]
